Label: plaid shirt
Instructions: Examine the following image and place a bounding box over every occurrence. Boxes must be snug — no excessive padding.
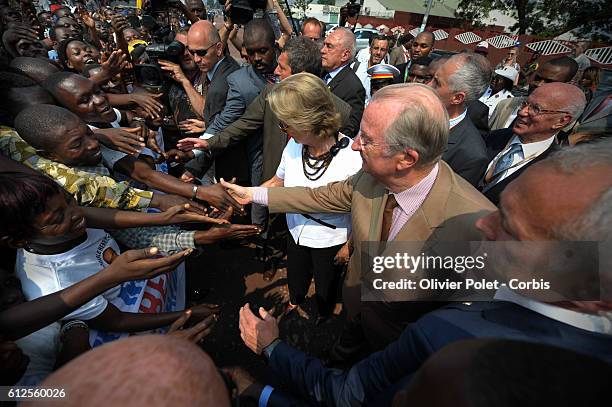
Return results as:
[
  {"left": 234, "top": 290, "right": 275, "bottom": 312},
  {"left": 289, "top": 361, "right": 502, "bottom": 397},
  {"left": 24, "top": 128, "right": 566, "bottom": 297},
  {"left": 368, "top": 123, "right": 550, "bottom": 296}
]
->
[
  {"left": 0, "top": 127, "right": 153, "bottom": 210},
  {"left": 110, "top": 226, "right": 196, "bottom": 256}
]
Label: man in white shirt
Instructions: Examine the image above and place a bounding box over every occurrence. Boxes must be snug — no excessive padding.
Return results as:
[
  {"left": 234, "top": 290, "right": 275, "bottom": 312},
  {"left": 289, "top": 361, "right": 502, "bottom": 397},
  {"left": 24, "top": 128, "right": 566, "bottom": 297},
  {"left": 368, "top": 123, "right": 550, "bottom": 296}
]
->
[
  {"left": 480, "top": 82, "right": 587, "bottom": 205},
  {"left": 351, "top": 34, "right": 390, "bottom": 101}
]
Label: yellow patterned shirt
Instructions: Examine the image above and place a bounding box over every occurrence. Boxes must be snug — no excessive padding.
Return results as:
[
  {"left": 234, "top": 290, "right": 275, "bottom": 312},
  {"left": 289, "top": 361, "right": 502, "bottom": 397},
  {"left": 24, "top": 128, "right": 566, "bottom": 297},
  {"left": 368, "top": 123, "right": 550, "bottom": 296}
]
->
[{"left": 0, "top": 126, "right": 153, "bottom": 209}]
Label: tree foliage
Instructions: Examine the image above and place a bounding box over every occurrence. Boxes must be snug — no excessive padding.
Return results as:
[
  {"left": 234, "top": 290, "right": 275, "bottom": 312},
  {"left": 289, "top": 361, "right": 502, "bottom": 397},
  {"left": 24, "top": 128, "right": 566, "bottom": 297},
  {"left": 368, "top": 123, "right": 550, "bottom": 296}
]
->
[{"left": 455, "top": 0, "right": 612, "bottom": 40}]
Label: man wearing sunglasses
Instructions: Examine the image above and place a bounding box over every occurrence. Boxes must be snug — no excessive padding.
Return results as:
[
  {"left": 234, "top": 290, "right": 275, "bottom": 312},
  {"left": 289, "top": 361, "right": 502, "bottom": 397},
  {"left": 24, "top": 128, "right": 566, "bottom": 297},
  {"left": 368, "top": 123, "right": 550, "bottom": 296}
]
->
[
  {"left": 489, "top": 56, "right": 579, "bottom": 130},
  {"left": 184, "top": 19, "right": 244, "bottom": 185},
  {"left": 182, "top": 19, "right": 278, "bottom": 225},
  {"left": 479, "top": 82, "right": 586, "bottom": 205}
]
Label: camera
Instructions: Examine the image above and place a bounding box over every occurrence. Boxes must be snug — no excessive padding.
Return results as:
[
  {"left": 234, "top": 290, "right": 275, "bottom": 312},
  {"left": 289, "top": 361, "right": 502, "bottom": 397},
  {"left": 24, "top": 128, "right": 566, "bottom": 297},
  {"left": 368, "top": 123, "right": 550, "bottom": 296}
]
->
[
  {"left": 145, "top": 40, "right": 185, "bottom": 65},
  {"left": 218, "top": 0, "right": 267, "bottom": 25},
  {"left": 134, "top": 40, "right": 185, "bottom": 90}
]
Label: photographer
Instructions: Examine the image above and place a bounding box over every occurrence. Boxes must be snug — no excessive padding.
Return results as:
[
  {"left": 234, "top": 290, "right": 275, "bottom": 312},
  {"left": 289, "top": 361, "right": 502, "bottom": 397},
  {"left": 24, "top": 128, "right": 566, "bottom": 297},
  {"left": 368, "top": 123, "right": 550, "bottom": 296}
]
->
[{"left": 158, "top": 27, "right": 205, "bottom": 124}]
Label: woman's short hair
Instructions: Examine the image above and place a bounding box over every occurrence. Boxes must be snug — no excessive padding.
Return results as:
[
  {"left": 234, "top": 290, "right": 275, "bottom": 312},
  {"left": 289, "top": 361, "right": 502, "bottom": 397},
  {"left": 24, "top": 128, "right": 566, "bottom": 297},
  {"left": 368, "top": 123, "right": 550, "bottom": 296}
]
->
[
  {"left": 0, "top": 172, "right": 63, "bottom": 243},
  {"left": 268, "top": 72, "right": 341, "bottom": 140},
  {"left": 57, "top": 37, "right": 89, "bottom": 71}
]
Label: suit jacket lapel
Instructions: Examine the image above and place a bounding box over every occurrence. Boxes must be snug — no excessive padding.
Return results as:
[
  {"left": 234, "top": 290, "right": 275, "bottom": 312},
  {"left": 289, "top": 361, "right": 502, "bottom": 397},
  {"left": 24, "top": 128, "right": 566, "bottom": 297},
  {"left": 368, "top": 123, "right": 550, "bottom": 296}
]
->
[
  {"left": 327, "top": 65, "right": 349, "bottom": 91},
  {"left": 390, "top": 162, "right": 452, "bottom": 243},
  {"left": 368, "top": 183, "right": 387, "bottom": 242}
]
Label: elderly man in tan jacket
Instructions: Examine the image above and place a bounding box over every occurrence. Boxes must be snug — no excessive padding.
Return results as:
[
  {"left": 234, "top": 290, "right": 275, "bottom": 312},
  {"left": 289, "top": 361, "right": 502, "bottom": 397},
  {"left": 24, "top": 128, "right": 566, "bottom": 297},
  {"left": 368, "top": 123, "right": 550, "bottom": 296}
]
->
[{"left": 223, "top": 83, "right": 495, "bottom": 353}]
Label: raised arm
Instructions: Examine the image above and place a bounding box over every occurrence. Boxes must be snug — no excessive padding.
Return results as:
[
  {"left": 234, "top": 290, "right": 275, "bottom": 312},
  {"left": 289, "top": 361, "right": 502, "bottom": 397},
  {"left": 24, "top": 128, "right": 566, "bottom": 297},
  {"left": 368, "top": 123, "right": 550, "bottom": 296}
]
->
[{"left": 0, "top": 248, "right": 191, "bottom": 340}]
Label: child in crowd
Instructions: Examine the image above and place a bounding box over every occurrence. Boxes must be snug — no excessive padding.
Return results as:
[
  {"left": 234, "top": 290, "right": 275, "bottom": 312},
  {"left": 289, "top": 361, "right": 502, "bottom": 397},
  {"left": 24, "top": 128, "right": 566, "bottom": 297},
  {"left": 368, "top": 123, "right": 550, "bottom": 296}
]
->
[{"left": 0, "top": 172, "right": 220, "bottom": 384}]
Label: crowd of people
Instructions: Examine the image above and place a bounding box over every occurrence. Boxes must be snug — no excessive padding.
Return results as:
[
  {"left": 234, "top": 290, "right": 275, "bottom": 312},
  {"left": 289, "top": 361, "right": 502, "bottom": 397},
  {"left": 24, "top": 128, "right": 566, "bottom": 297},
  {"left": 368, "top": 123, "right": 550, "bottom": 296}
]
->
[{"left": 0, "top": 0, "right": 610, "bottom": 405}]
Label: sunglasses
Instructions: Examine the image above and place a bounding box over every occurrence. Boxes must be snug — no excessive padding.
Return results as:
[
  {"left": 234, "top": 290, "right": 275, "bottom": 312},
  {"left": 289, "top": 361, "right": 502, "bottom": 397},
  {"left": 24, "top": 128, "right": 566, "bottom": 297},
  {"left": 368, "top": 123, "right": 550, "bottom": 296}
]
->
[{"left": 188, "top": 42, "right": 218, "bottom": 57}]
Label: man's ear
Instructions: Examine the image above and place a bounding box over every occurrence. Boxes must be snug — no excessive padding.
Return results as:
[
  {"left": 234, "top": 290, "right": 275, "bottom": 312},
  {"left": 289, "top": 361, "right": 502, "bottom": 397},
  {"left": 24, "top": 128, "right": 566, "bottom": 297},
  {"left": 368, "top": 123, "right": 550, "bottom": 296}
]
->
[
  {"left": 0, "top": 236, "right": 27, "bottom": 249},
  {"left": 552, "top": 114, "right": 573, "bottom": 130},
  {"left": 451, "top": 91, "right": 466, "bottom": 106},
  {"left": 396, "top": 148, "right": 419, "bottom": 171}
]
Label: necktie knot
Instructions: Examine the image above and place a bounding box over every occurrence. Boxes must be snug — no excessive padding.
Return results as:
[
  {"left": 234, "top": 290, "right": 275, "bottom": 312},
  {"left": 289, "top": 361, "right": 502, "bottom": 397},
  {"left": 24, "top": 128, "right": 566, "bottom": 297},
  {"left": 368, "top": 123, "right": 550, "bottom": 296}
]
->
[
  {"left": 324, "top": 74, "right": 332, "bottom": 84},
  {"left": 492, "top": 142, "right": 523, "bottom": 178}
]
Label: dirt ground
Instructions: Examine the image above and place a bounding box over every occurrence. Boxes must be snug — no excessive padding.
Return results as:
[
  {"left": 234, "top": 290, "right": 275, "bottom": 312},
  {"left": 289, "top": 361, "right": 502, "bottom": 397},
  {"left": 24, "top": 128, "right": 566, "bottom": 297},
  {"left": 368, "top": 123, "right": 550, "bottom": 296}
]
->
[{"left": 186, "top": 240, "right": 345, "bottom": 389}]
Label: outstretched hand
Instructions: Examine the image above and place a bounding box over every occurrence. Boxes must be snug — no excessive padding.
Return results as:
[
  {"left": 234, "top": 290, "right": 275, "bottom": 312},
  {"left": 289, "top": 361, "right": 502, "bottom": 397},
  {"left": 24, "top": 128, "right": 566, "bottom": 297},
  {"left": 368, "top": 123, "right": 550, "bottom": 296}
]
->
[
  {"left": 238, "top": 303, "right": 279, "bottom": 354},
  {"left": 220, "top": 178, "right": 254, "bottom": 205},
  {"left": 162, "top": 203, "right": 229, "bottom": 225},
  {"left": 176, "top": 137, "right": 209, "bottom": 151},
  {"left": 101, "top": 247, "right": 192, "bottom": 284},
  {"left": 167, "top": 309, "right": 217, "bottom": 343}
]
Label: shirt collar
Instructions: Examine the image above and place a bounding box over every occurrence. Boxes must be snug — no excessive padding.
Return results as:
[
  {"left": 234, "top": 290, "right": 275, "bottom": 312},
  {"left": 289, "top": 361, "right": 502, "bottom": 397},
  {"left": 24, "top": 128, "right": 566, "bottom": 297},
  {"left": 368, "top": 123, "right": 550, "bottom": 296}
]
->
[
  {"left": 510, "top": 134, "right": 555, "bottom": 157},
  {"left": 494, "top": 286, "right": 612, "bottom": 335},
  {"left": 326, "top": 63, "right": 349, "bottom": 81},
  {"left": 391, "top": 163, "right": 439, "bottom": 214},
  {"left": 449, "top": 109, "right": 468, "bottom": 129},
  {"left": 206, "top": 57, "right": 225, "bottom": 82}
]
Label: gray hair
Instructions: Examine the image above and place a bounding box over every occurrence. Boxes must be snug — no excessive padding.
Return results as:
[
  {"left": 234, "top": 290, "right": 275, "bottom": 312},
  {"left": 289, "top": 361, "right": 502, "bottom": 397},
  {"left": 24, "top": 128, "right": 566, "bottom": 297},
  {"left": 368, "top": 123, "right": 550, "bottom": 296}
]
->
[
  {"left": 334, "top": 27, "right": 357, "bottom": 59},
  {"left": 446, "top": 53, "right": 492, "bottom": 103},
  {"left": 284, "top": 36, "right": 322, "bottom": 77},
  {"left": 371, "top": 83, "right": 449, "bottom": 167},
  {"left": 546, "top": 140, "right": 612, "bottom": 241}
]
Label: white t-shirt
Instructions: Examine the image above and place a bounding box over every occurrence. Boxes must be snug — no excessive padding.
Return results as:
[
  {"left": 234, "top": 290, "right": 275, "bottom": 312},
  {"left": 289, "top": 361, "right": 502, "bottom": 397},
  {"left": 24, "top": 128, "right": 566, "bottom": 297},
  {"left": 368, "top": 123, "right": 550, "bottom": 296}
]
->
[
  {"left": 276, "top": 135, "right": 362, "bottom": 248},
  {"left": 16, "top": 229, "right": 121, "bottom": 321}
]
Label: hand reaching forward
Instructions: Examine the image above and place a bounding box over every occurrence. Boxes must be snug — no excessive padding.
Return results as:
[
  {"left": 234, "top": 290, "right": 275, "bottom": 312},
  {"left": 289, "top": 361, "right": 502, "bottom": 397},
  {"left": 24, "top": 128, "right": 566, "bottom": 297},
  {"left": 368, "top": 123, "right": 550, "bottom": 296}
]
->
[
  {"left": 238, "top": 303, "right": 279, "bottom": 354},
  {"left": 220, "top": 178, "right": 254, "bottom": 205},
  {"left": 101, "top": 247, "right": 193, "bottom": 284},
  {"left": 167, "top": 309, "right": 218, "bottom": 343},
  {"left": 162, "top": 203, "right": 229, "bottom": 225},
  {"left": 177, "top": 137, "right": 209, "bottom": 151}
]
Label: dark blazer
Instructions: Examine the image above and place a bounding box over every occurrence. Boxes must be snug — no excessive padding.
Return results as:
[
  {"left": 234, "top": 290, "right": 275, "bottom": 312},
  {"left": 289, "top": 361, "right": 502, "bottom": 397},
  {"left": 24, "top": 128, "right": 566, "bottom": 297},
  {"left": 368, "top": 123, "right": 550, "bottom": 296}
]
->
[
  {"left": 185, "top": 57, "right": 250, "bottom": 182},
  {"left": 467, "top": 100, "right": 490, "bottom": 138},
  {"left": 326, "top": 65, "right": 365, "bottom": 138},
  {"left": 442, "top": 116, "right": 489, "bottom": 187},
  {"left": 185, "top": 64, "right": 267, "bottom": 181},
  {"left": 576, "top": 92, "right": 612, "bottom": 131},
  {"left": 202, "top": 56, "right": 240, "bottom": 124},
  {"left": 266, "top": 301, "right": 612, "bottom": 407},
  {"left": 205, "top": 84, "right": 352, "bottom": 181},
  {"left": 479, "top": 128, "right": 559, "bottom": 206}
]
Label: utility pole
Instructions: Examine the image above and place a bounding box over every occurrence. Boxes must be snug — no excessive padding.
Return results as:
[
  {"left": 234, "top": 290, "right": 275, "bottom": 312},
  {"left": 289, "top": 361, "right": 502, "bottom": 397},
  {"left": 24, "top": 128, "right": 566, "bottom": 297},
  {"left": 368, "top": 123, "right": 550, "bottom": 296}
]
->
[{"left": 419, "top": 0, "right": 434, "bottom": 33}]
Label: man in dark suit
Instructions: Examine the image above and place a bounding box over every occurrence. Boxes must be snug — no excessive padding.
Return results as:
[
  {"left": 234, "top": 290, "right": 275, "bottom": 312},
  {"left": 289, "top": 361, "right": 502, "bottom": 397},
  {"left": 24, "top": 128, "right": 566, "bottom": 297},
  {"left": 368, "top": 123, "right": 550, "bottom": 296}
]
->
[
  {"left": 174, "top": 36, "right": 351, "bottom": 184},
  {"left": 480, "top": 82, "right": 586, "bottom": 206},
  {"left": 235, "top": 139, "right": 612, "bottom": 406},
  {"left": 172, "top": 19, "right": 277, "bottom": 225},
  {"left": 428, "top": 53, "right": 490, "bottom": 186},
  {"left": 321, "top": 27, "right": 365, "bottom": 138},
  {"left": 467, "top": 99, "right": 490, "bottom": 138},
  {"left": 180, "top": 20, "right": 245, "bottom": 184},
  {"left": 489, "top": 56, "right": 579, "bottom": 131},
  {"left": 393, "top": 31, "right": 435, "bottom": 83}
]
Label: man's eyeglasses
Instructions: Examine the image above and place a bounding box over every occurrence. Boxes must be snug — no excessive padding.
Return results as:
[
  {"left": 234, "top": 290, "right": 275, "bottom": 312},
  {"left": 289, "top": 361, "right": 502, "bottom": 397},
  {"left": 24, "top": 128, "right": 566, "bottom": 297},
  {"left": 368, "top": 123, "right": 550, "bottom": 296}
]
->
[
  {"left": 355, "top": 132, "right": 401, "bottom": 150},
  {"left": 188, "top": 42, "right": 218, "bottom": 57},
  {"left": 519, "top": 100, "right": 570, "bottom": 116}
]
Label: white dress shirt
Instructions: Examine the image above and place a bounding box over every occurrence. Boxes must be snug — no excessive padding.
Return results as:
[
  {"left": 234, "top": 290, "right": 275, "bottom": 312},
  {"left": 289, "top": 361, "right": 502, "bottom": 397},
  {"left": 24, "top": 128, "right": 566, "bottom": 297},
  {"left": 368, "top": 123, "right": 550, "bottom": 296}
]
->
[{"left": 485, "top": 134, "right": 555, "bottom": 185}]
